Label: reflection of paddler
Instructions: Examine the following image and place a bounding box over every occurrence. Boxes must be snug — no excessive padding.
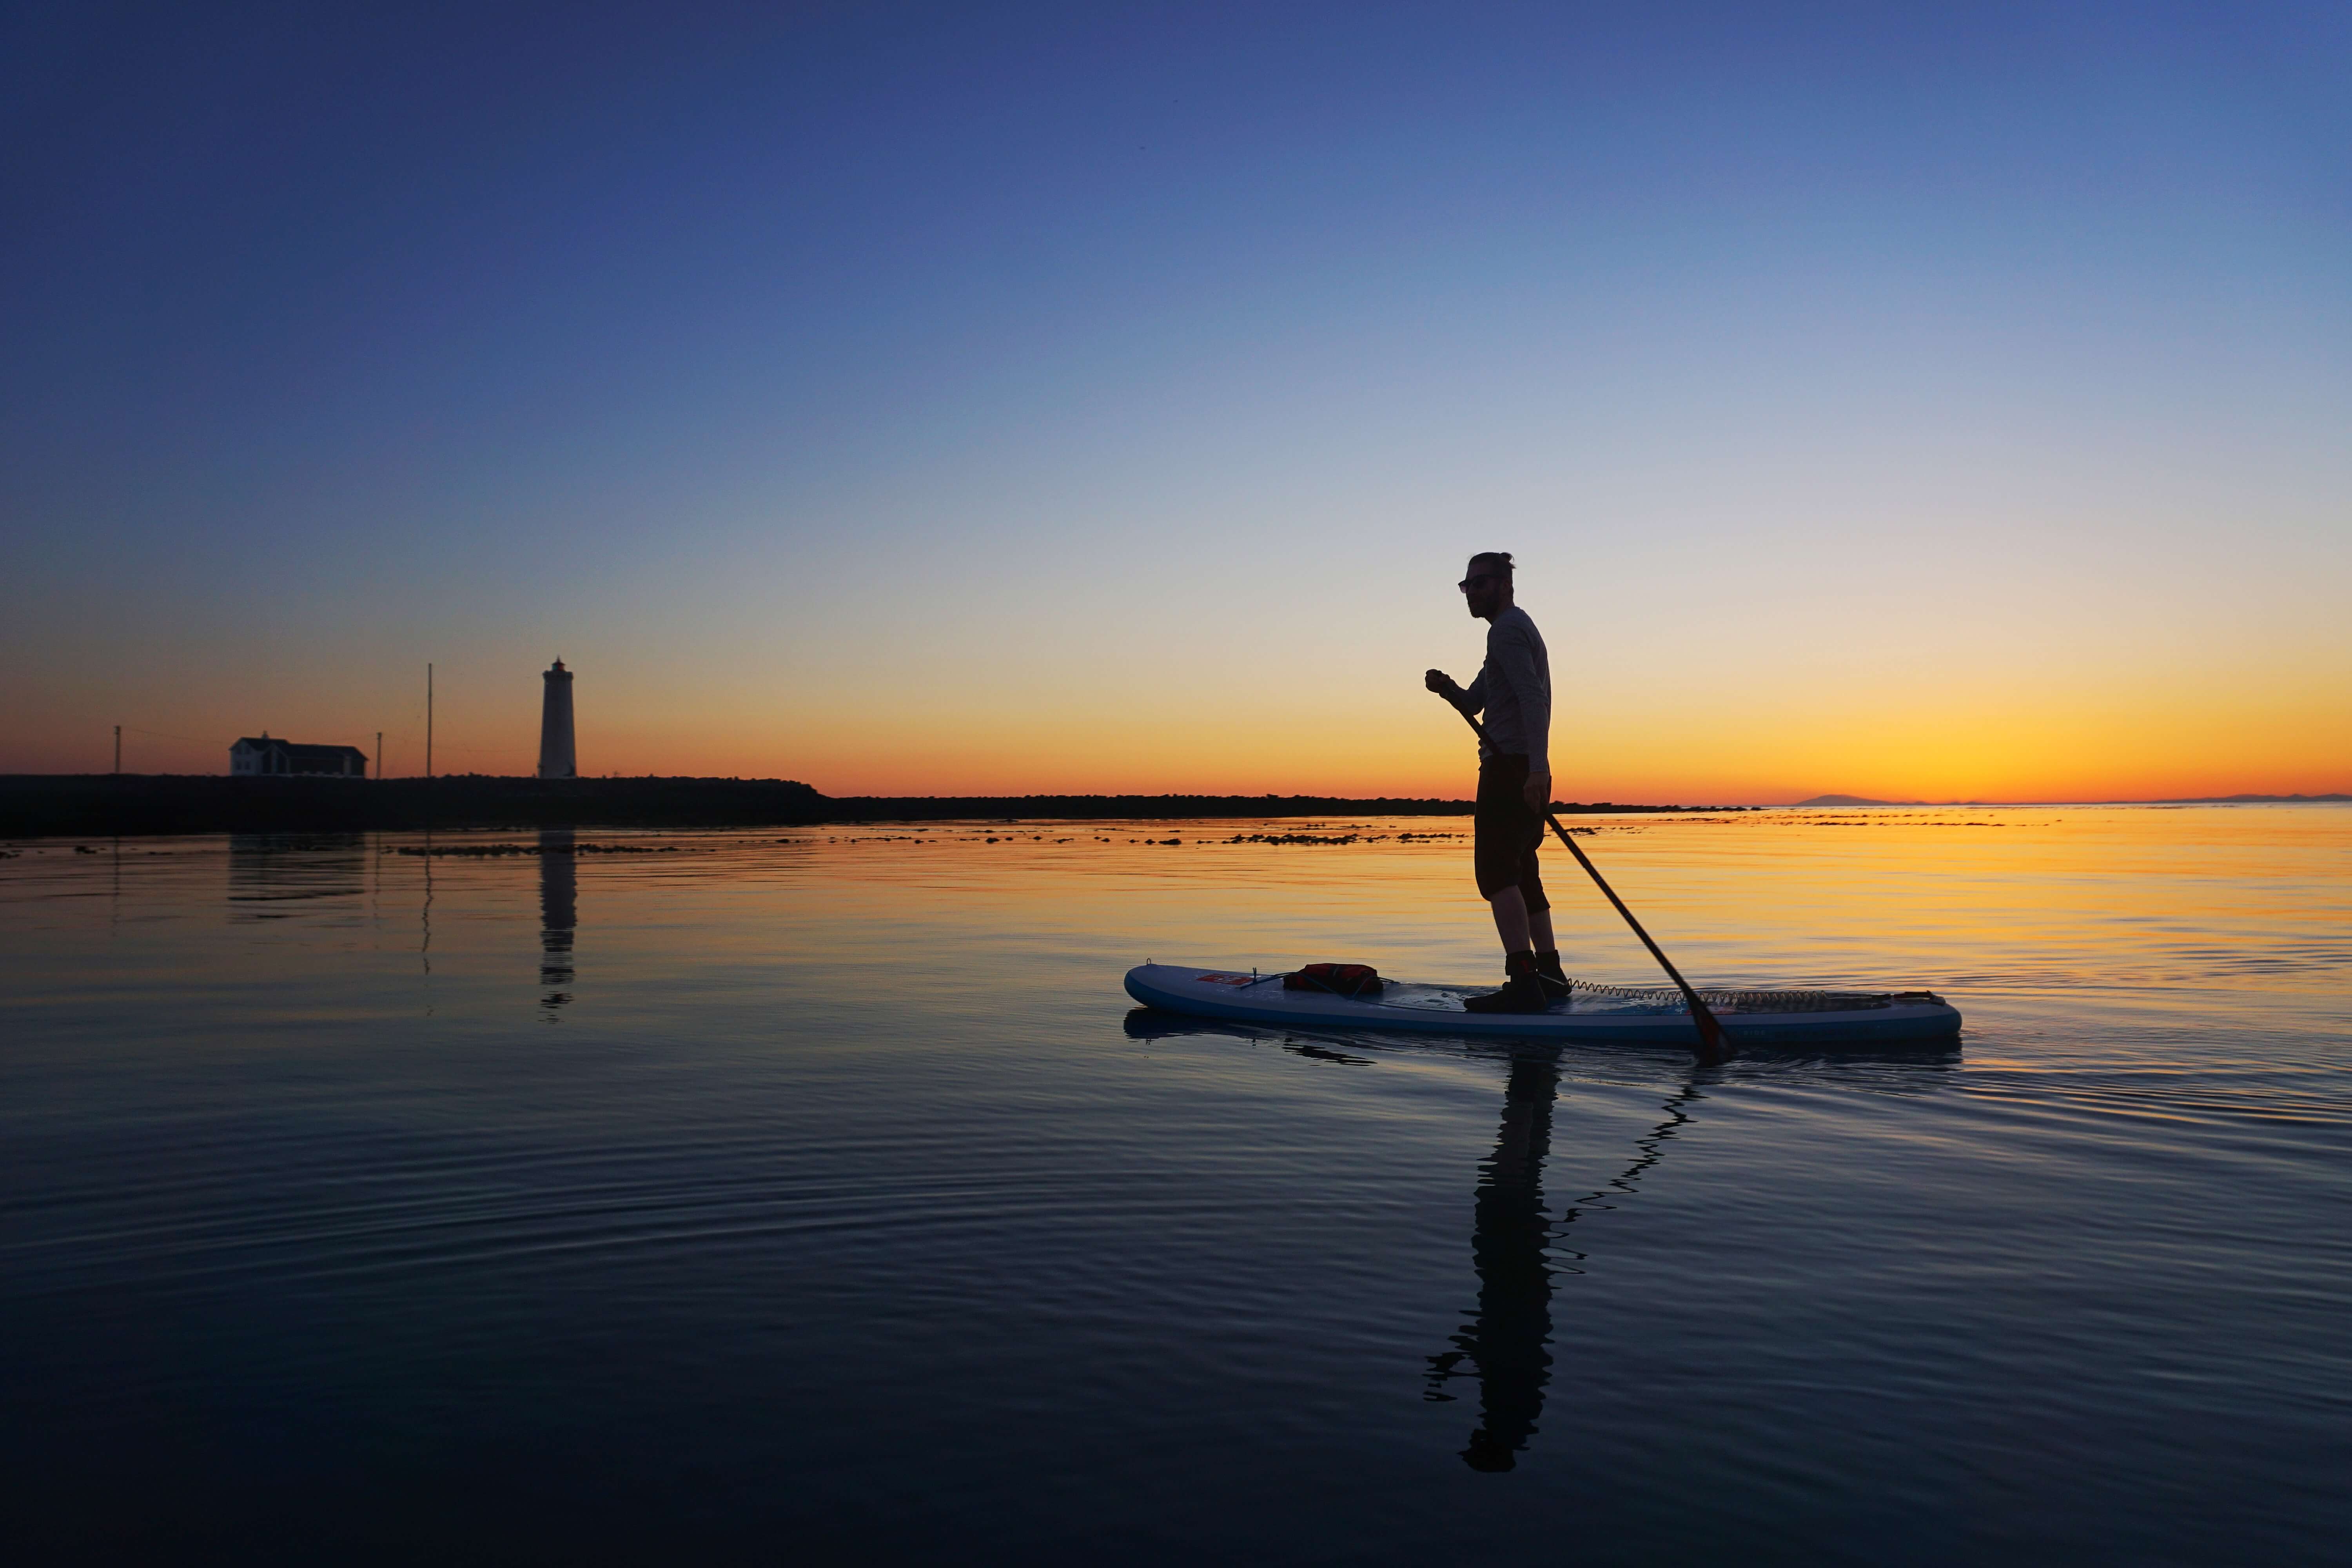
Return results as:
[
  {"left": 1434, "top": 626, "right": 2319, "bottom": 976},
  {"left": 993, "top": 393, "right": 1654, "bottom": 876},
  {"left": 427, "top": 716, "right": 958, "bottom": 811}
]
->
[
  {"left": 1426, "top": 1053, "right": 1560, "bottom": 1471},
  {"left": 1427, "top": 1061, "right": 1709, "bottom": 1472}
]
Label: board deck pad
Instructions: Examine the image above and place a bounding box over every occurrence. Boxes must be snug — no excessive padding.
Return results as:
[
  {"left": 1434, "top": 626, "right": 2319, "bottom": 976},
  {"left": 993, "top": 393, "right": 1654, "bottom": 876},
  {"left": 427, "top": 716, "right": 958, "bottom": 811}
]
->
[{"left": 1124, "top": 964, "right": 1962, "bottom": 1046}]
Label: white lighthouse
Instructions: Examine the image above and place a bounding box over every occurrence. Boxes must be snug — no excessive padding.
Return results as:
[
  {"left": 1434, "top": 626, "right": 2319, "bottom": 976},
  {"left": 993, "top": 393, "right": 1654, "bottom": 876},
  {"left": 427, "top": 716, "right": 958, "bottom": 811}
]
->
[{"left": 538, "top": 659, "right": 577, "bottom": 779}]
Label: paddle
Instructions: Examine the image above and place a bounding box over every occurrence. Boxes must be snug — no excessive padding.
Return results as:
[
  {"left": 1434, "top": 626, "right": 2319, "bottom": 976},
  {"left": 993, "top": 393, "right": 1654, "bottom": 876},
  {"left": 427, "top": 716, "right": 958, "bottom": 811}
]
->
[{"left": 1441, "top": 700, "right": 1731, "bottom": 1060}]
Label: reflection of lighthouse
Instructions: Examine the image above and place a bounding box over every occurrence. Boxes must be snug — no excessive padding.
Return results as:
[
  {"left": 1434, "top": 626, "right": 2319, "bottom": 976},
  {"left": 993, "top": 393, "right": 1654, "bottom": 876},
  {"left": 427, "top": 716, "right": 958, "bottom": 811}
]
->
[
  {"left": 538, "top": 827, "right": 575, "bottom": 1018},
  {"left": 538, "top": 659, "right": 577, "bottom": 779}
]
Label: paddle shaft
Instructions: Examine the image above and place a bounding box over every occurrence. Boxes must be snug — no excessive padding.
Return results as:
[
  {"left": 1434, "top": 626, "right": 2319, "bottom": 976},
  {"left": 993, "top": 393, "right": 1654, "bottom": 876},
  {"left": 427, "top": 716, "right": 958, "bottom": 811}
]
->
[{"left": 1446, "top": 701, "right": 1730, "bottom": 1057}]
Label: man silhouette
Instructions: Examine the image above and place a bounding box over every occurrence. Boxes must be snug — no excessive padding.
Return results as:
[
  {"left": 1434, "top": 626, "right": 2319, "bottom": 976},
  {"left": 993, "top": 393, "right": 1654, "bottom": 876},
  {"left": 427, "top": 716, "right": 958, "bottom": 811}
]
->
[{"left": 1426, "top": 551, "right": 1569, "bottom": 1013}]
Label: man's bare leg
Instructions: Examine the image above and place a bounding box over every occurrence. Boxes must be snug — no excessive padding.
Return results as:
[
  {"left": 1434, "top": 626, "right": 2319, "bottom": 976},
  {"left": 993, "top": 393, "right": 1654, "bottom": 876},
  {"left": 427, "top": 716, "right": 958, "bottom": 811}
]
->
[
  {"left": 1488, "top": 892, "right": 1557, "bottom": 954},
  {"left": 1488, "top": 887, "right": 1532, "bottom": 954}
]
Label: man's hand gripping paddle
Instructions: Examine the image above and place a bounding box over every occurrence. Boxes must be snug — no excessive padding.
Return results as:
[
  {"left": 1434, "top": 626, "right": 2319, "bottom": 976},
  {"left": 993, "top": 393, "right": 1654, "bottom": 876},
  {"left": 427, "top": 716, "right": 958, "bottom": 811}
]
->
[{"left": 1440, "top": 696, "right": 1732, "bottom": 1061}]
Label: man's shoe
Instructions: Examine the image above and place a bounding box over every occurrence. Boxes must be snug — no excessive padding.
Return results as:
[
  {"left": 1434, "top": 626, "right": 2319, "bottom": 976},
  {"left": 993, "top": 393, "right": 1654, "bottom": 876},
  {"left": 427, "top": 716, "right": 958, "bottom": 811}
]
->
[
  {"left": 1534, "top": 949, "right": 1572, "bottom": 1001},
  {"left": 1463, "top": 973, "right": 1549, "bottom": 1013}
]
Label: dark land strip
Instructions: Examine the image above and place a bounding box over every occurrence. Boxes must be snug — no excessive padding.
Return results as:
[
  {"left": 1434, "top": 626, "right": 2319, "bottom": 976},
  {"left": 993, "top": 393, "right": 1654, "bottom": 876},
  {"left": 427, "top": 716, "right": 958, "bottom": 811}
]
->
[{"left": 0, "top": 775, "right": 1747, "bottom": 840}]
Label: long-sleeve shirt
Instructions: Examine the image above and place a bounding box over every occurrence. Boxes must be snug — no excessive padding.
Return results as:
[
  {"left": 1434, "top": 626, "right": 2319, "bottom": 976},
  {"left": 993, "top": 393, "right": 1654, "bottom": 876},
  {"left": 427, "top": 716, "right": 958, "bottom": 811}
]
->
[{"left": 1461, "top": 605, "right": 1551, "bottom": 772}]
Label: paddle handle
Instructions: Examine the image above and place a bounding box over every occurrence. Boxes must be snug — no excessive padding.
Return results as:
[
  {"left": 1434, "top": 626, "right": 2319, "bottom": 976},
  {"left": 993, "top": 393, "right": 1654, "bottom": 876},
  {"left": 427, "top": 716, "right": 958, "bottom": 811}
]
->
[{"left": 1442, "top": 696, "right": 1730, "bottom": 1058}]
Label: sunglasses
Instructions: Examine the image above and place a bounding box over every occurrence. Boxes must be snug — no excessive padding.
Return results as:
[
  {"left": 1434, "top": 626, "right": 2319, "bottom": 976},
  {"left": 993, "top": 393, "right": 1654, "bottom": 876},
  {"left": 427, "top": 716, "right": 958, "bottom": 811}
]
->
[{"left": 1457, "top": 573, "right": 1501, "bottom": 592}]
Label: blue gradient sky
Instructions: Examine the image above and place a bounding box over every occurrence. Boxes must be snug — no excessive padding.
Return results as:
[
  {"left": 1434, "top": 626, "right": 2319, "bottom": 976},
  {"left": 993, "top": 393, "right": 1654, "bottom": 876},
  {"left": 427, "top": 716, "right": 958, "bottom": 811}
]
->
[{"left": 6, "top": 2, "right": 2348, "bottom": 799}]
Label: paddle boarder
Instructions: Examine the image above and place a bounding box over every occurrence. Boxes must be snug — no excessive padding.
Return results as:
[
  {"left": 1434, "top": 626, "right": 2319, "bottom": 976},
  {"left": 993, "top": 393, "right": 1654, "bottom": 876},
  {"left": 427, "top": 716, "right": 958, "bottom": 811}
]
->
[{"left": 1425, "top": 551, "right": 1568, "bottom": 1013}]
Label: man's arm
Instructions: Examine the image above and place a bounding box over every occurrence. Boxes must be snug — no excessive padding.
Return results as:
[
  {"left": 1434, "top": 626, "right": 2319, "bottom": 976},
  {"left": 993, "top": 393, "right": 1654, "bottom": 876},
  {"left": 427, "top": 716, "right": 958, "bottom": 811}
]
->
[{"left": 1424, "top": 668, "right": 1484, "bottom": 714}]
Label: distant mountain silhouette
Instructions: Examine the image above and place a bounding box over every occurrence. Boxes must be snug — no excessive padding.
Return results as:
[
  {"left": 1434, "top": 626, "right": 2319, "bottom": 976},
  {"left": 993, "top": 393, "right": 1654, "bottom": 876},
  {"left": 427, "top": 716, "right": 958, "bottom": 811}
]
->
[
  {"left": 2155, "top": 793, "right": 2351, "bottom": 804},
  {"left": 1789, "top": 793, "right": 1924, "bottom": 807}
]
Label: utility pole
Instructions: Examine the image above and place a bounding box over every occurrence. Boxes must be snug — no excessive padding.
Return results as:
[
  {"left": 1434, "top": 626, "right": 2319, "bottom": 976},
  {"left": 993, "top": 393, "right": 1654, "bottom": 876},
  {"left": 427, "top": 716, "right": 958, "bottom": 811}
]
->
[
  {"left": 113, "top": 725, "right": 121, "bottom": 774},
  {"left": 376, "top": 731, "right": 383, "bottom": 781},
  {"left": 426, "top": 664, "right": 434, "bottom": 780}
]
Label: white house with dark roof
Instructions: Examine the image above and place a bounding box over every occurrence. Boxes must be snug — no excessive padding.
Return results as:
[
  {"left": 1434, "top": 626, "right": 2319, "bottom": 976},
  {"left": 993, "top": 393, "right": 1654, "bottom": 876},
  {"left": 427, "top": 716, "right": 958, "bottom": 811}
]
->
[{"left": 230, "top": 735, "right": 369, "bottom": 777}]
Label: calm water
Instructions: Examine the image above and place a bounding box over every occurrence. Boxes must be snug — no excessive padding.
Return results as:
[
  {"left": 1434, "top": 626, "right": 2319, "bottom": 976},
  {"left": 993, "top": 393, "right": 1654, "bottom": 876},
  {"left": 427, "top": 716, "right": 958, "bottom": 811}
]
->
[{"left": 4, "top": 807, "right": 2347, "bottom": 1564}]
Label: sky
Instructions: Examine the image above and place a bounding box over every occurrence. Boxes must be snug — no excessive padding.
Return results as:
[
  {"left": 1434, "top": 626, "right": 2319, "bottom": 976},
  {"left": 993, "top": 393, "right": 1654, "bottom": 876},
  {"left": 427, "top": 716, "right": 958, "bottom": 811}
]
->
[{"left": 4, "top": 0, "right": 2347, "bottom": 802}]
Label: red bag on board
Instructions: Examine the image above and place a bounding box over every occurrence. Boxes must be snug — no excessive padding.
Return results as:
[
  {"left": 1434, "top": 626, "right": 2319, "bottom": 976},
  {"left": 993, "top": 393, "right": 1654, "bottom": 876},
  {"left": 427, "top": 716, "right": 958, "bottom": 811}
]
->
[{"left": 1283, "top": 963, "right": 1384, "bottom": 1000}]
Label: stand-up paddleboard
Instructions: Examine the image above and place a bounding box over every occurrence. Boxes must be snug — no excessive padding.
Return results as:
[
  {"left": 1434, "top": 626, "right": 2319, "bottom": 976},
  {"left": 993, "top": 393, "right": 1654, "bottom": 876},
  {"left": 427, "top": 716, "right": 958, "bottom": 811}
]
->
[{"left": 1124, "top": 964, "right": 1961, "bottom": 1047}]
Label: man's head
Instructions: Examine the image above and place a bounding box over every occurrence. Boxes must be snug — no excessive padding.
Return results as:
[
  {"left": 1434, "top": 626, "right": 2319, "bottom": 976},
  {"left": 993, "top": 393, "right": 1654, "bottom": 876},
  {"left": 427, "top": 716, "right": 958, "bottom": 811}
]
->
[{"left": 1459, "top": 551, "right": 1514, "bottom": 619}]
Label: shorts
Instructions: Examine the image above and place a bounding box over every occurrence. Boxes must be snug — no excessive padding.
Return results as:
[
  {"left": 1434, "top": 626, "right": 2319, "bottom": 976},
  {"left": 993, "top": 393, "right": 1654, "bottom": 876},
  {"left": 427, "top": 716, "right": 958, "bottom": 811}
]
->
[{"left": 1474, "top": 754, "right": 1550, "bottom": 909}]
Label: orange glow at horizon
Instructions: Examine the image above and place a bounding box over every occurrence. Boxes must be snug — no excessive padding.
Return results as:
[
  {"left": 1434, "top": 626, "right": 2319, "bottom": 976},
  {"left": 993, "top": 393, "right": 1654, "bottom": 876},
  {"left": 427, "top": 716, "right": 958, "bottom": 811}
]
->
[
  {"left": 10, "top": 531, "right": 2347, "bottom": 805},
  {"left": 13, "top": 661, "right": 2349, "bottom": 806},
  {"left": 333, "top": 680, "right": 2350, "bottom": 805}
]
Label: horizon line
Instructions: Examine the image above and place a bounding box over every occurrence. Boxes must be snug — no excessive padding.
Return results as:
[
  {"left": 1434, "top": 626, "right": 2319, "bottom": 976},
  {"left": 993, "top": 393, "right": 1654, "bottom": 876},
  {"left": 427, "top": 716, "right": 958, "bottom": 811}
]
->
[{"left": 6, "top": 773, "right": 2347, "bottom": 811}]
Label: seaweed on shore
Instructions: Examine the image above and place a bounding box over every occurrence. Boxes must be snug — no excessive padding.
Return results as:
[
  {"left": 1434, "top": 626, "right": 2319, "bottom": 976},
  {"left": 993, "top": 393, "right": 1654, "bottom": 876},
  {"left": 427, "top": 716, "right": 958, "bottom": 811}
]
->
[{"left": 390, "top": 842, "right": 704, "bottom": 857}]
